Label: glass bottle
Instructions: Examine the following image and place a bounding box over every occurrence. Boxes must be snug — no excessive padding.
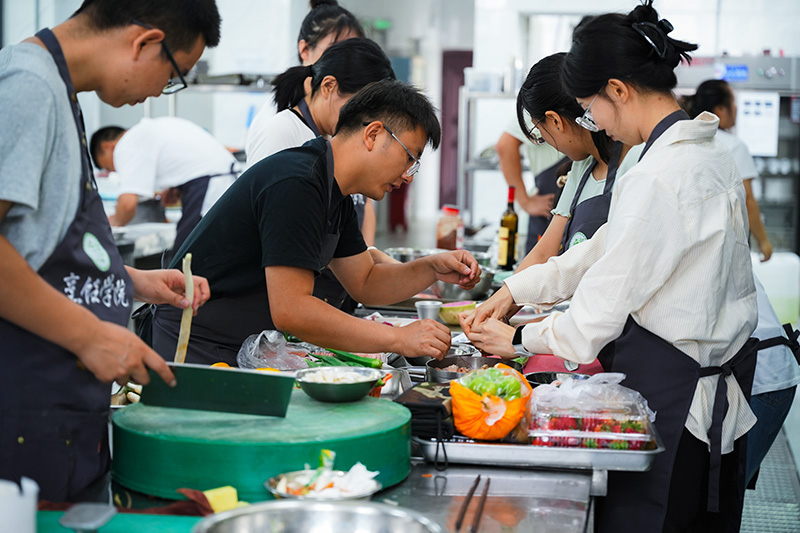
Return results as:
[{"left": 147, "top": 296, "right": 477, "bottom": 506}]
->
[
  {"left": 497, "top": 187, "right": 518, "bottom": 270},
  {"left": 437, "top": 205, "right": 464, "bottom": 250}
]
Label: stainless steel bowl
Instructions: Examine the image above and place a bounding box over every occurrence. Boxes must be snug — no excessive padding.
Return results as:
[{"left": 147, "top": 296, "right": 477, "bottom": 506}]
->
[
  {"left": 524, "top": 371, "right": 590, "bottom": 388},
  {"left": 192, "top": 500, "right": 443, "bottom": 533},
  {"left": 404, "top": 344, "right": 479, "bottom": 367},
  {"left": 425, "top": 356, "right": 522, "bottom": 383},
  {"left": 295, "top": 367, "right": 382, "bottom": 403},
  {"left": 431, "top": 267, "right": 495, "bottom": 300},
  {"left": 384, "top": 247, "right": 447, "bottom": 263}
]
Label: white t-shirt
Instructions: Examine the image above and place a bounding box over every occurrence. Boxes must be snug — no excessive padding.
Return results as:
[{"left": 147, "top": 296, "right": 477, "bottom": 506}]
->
[
  {"left": 114, "top": 117, "right": 238, "bottom": 217},
  {"left": 716, "top": 129, "right": 758, "bottom": 180},
  {"left": 245, "top": 108, "right": 315, "bottom": 170}
]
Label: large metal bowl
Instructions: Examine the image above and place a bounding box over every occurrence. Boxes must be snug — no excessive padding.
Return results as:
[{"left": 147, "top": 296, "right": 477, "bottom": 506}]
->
[
  {"left": 295, "top": 367, "right": 382, "bottom": 403},
  {"left": 384, "top": 247, "right": 447, "bottom": 263},
  {"left": 431, "top": 267, "right": 495, "bottom": 300},
  {"left": 425, "top": 356, "right": 523, "bottom": 383},
  {"left": 192, "top": 500, "right": 443, "bottom": 533},
  {"left": 404, "top": 343, "right": 479, "bottom": 367}
]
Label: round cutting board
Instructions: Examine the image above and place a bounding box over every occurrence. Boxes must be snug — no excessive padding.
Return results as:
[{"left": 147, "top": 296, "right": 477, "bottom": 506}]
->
[{"left": 112, "top": 390, "right": 411, "bottom": 502}]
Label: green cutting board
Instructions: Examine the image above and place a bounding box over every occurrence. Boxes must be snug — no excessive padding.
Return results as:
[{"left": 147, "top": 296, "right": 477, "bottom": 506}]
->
[
  {"left": 112, "top": 390, "right": 411, "bottom": 502},
  {"left": 141, "top": 363, "right": 295, "bottom": 416}
]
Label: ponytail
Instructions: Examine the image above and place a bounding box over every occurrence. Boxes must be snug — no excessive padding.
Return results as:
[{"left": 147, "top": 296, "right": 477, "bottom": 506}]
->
[{"left": 272, "top": 65, "right": 315, "bottom": 111}]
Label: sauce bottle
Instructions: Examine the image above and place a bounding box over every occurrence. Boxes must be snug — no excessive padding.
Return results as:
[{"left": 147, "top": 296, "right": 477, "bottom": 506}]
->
[
  {"left": 497, "top": 187, "right": 518, "bottom": 270},
  {"left": 437, "top": 205, "right": 464, "bottom": 250}
]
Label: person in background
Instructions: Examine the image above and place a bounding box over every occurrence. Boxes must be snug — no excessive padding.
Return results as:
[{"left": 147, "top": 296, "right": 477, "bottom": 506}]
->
[
  {"left": 90, "top": 117, "right": 239, "bottom": 252},
  {"left": 684, "top": 79, "right": 773, "bottom": 261},
  {"left": 248, "top": 0, "right": 375, "bottom": 241},
  {"left": 0, "top": 0, "right": 214, "bottom": 502},
  {"left": 463, "top": 2, "right": 758, "bottom": 530},
  {"left": 245, "top": 38, "right": 396, "bottom": 312},
  {"left": 153, "top": 80, "right": 481, "bottom": 366},
  {"left": 495, "top": 120, "right": 564, "bottom": 253}
]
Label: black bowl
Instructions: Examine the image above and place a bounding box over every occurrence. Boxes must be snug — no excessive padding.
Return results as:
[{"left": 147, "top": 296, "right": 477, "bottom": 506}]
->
[{"left": 524, "top": 371, "right": 589, "bottom": 388}]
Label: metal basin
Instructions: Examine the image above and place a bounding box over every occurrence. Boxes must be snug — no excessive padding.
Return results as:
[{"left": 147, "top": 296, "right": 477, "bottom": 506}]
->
[
  {"left": 425, "top": 356, "right": 522, "bottom": 383},
  {"left": 192, "top": 500, "right": 443, "bottom": 533},
  {"left": 294, "top": 367, "right": 382, "bottom": 403},
  {"left": 404, "top": 344, "right": 478, "bottom": 367},
  {"left": 384, "top": 247, "right": 447, "bottom": 263},
  {"left": 431, "top": 267, "right": 495, "bottom": 300}
]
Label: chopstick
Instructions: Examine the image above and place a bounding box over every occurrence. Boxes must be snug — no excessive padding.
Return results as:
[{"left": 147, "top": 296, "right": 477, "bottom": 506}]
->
[
  {"left": 454, "top": 474, "right": 481, "bottom": 531},
  {"left": 468, "top": 477, "right": 490, "bottom": 533}
]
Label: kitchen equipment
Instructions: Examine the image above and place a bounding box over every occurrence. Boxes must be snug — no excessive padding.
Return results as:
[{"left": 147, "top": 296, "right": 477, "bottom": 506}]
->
[
  {"left": 415, "top": 300, "right": 443, "bottom": 320},
  {"left": 384, "top": 247, "right": 447, "bottom": 262},
  {"left": 404, "top": 344, "right": 479, "bottom": 368},
  {"left": 264, "top": 469, "right": 382, "bottom": 500},
  {"left": 413, "top": 430, "right": 665, "bottom": 471},
  {"left": 425, "top": 356, "right": 522, "bottom": 383},
  {"left": 525, "top": 372, "right": 589, "bottom": 388},
  {"left": 431, "top": 267, "right": 495, "bottom": 300},
  {"left": 191, "top": 500, "right": 444, "bottom": 533},
  {"left": 141, "top": 362, "right": 294, "bottom": 416},
  {"left": 113, "top": 390, "right": 411, "bottom": 502},
  {"left": 294, "top": 367, "right": 382, "bottom": 403}
]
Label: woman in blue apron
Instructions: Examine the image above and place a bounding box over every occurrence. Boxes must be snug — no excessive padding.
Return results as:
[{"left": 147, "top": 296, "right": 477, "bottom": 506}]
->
[
  {"left": 464, "top": 3, "right": 759, "bottom": 531},
  {"left": 0, "top": 16, "right": 212, "bottom": 500}
]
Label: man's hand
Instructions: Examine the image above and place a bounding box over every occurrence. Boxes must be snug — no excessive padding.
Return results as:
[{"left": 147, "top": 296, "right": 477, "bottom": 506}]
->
[
  {"left": 127, "top": 267, "right": 210, "bottom": 315},
  {"left": 459, "top": 284, "right": 515, "bottom": 335},
  {"left": 520, "top": 192, "right": 555, "bottom": 218},
  {"left": 160, "top": 187, "right": 181, "bottom": 207},
  {"left": 465, "top": 317, "right": 516, "bottom": 359},
  {"left": 427, "top": 250, "right": 481, "bottom": 289},
  {"left": 75, "top": 319, "right": 175, "bottom": 388},
  {"left": 393, "top": 318, "right": 452, "bottom": 360}
]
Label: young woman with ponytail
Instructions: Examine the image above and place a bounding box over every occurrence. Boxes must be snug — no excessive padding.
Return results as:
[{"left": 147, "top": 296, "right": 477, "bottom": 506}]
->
[{"left": 464, "top": 2, "right": 758, "bottom": 530}]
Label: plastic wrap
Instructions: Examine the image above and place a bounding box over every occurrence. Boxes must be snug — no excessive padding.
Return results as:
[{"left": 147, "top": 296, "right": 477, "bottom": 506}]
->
[{"left": 236, "top": 330, "right": 310, "bottom": 370}]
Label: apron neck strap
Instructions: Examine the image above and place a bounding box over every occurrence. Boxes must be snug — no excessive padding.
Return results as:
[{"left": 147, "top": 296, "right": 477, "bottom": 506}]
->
[
  {"left": 603, "top": 141, "right": 624, "bottom": 194},
  {"left": 297, "top": 98, "right": 323, "bottom": 137},
  {"left": 639, "top": 109, "right": 690, "bottom": 161}
]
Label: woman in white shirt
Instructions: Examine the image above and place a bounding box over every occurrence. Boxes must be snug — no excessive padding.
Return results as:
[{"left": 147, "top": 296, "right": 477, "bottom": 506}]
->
[{"left": 462, "top": 2, "right": 757, "bottom": 531}]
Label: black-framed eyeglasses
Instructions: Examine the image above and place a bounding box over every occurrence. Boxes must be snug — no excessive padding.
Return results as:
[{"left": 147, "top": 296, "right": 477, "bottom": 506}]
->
[
  {"left": 132, "top": 19, "right": 188, "bottom": 94},
  {"left": 363, "top": 122, "right": 421, "bottom": 177},
  {"left": 575, "top": 91, "right": 601, "bottom": 133}
]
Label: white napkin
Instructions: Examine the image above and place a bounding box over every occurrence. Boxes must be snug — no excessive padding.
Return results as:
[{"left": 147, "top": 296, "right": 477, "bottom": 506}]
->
[{"left": 0, "top": 477, "right": 38, "bottom": 533}]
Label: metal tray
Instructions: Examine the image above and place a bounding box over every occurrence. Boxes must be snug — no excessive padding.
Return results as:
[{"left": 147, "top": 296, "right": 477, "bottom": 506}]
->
[{"left": 412, "top": 429, "right": 664, "bottom": 472}]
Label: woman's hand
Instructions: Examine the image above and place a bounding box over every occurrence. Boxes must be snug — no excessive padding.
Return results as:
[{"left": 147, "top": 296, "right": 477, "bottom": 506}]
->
[
  {"left": 127, "top": 267, "right": 210, "bottom": 315},
  {"left": 465, "top": 317, "right": 517, "bottom": 359},
  {"left": 459, "top": 285, "right": 516, "bottom": 335}
]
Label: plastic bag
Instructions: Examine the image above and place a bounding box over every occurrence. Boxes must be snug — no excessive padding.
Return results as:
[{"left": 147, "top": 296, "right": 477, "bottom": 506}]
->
[
  {"left": 236, "top": 330, "right": 310, "bottom": 370},
  {"left": 450, "top": 363, "right": 532, "bottom": 441}
]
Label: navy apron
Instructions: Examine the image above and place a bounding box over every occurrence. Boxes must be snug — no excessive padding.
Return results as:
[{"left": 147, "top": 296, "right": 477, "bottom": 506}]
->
[
  {"left": 596, "top": 109, "right": 757, "bottom": 531},
  {"left": 560, "top": 142, "right": 623, "bottom": 252},
  {"left": 173, "top": 161, "right": 238, "bottom": 252},
  {"left": 525, "top": 156, "right": 570, "bottom": 253},
  {"left": 0, "top": 28, "right": 134, "bottom": 502},
  {"left": 152, "top": 142, "right": 343, "bottom": 365},
  {"left": 297, "top": 99, "right": 361, "bottom": 313}
]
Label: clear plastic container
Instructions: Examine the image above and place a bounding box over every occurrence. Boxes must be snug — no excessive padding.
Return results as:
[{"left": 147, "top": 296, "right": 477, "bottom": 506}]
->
[{"left": 436, "top": 205, "right": 464, "bottom": 250}]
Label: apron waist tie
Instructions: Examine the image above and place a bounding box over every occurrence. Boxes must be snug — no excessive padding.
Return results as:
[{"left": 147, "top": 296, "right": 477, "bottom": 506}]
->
[
  {"left": 756, "top": 324, "right": 800, "bottom": 364},
  {"left": 697, "top": 337, "right": 758, "bottom": 513}
]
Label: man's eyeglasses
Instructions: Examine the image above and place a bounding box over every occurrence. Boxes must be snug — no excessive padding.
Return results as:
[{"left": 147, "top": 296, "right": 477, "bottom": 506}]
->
[
  {"left": 575, "top": 91, "right": 601, "bottom": 132},
  {"left": 364, "top": 122, "right": 421, "bottom": 177},
  {"left": 132, "top": 19, "right": 188, "bottom": 94}
]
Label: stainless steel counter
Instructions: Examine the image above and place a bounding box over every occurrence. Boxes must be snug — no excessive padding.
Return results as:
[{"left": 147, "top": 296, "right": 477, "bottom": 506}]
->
[{"left": 377, "top": 460, "right": 593, "bottom": 532}]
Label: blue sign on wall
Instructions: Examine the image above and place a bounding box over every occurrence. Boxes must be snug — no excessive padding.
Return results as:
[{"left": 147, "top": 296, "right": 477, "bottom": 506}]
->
[{"left": 723, "top": 64, "right": 749, "bottom": 82}]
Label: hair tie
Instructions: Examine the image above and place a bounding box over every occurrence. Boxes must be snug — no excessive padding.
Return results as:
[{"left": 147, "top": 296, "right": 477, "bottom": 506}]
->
[{"left": 631, "top": 20, "right": 672, "bottom": 60}]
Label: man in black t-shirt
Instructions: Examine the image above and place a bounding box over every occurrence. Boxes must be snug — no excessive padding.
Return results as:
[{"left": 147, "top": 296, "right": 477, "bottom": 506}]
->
[{"left": 153, "top": 80, "right": 482, "bottom": 365}]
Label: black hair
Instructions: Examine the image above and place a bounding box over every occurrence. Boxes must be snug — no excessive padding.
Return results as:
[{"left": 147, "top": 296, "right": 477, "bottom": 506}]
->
[
  {"left": 272, "top": 38, "right": 395, "bottom": 111},
  {"left": 297, "top": 0, "right": 365, "bottom": 63},
  {"left": 336, "top": 79, "right": 441, "bottom": 150},
  {"left": 72, "top": 0, "right": 221, "bottom": 52},
  {"left": 682, "top": 79, "right": 732, "bottom": 119},
  {"left": 89, "top": 125, "right": 126, "bottom": 169},
  {"left": 517, "top": 53, "right": 612, "bottom": 164},
  {"left": 562, "top": 0, "right": 698, "bottom": 99}
]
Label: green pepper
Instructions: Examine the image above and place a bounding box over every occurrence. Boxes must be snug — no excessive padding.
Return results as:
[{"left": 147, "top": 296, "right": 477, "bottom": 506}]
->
[{"left": 326, "top": 348, "right": 383, "bottom": 369}]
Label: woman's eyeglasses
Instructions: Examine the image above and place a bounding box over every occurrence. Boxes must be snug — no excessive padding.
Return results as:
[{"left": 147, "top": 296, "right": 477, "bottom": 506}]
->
[
  {"left": 527, "top": 119, "right": 547, "bottom": 145},
  {"left": 575, "top": 91, "right": 601, "bottom": 132}
]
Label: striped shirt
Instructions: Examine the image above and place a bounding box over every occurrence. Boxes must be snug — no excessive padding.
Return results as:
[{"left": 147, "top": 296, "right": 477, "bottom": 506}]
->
[{"left": 505, "top": 112, "right": 758, "bottom": 453}]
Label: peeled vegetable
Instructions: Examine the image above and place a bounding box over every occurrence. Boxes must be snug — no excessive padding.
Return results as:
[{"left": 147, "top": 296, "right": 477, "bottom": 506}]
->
[{"left": 438, "top": 301, "right": 476, "bottom": 325}]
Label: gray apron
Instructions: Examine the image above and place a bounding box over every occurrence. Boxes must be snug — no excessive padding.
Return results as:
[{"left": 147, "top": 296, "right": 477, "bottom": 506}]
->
[{"left": 0, "top": 28, "right": 134, "bottom": 502}]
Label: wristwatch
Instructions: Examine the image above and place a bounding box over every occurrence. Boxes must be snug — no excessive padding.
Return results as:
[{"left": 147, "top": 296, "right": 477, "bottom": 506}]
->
[{"left": 512, "top": 325, "right": 531, "bottom": 356}]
